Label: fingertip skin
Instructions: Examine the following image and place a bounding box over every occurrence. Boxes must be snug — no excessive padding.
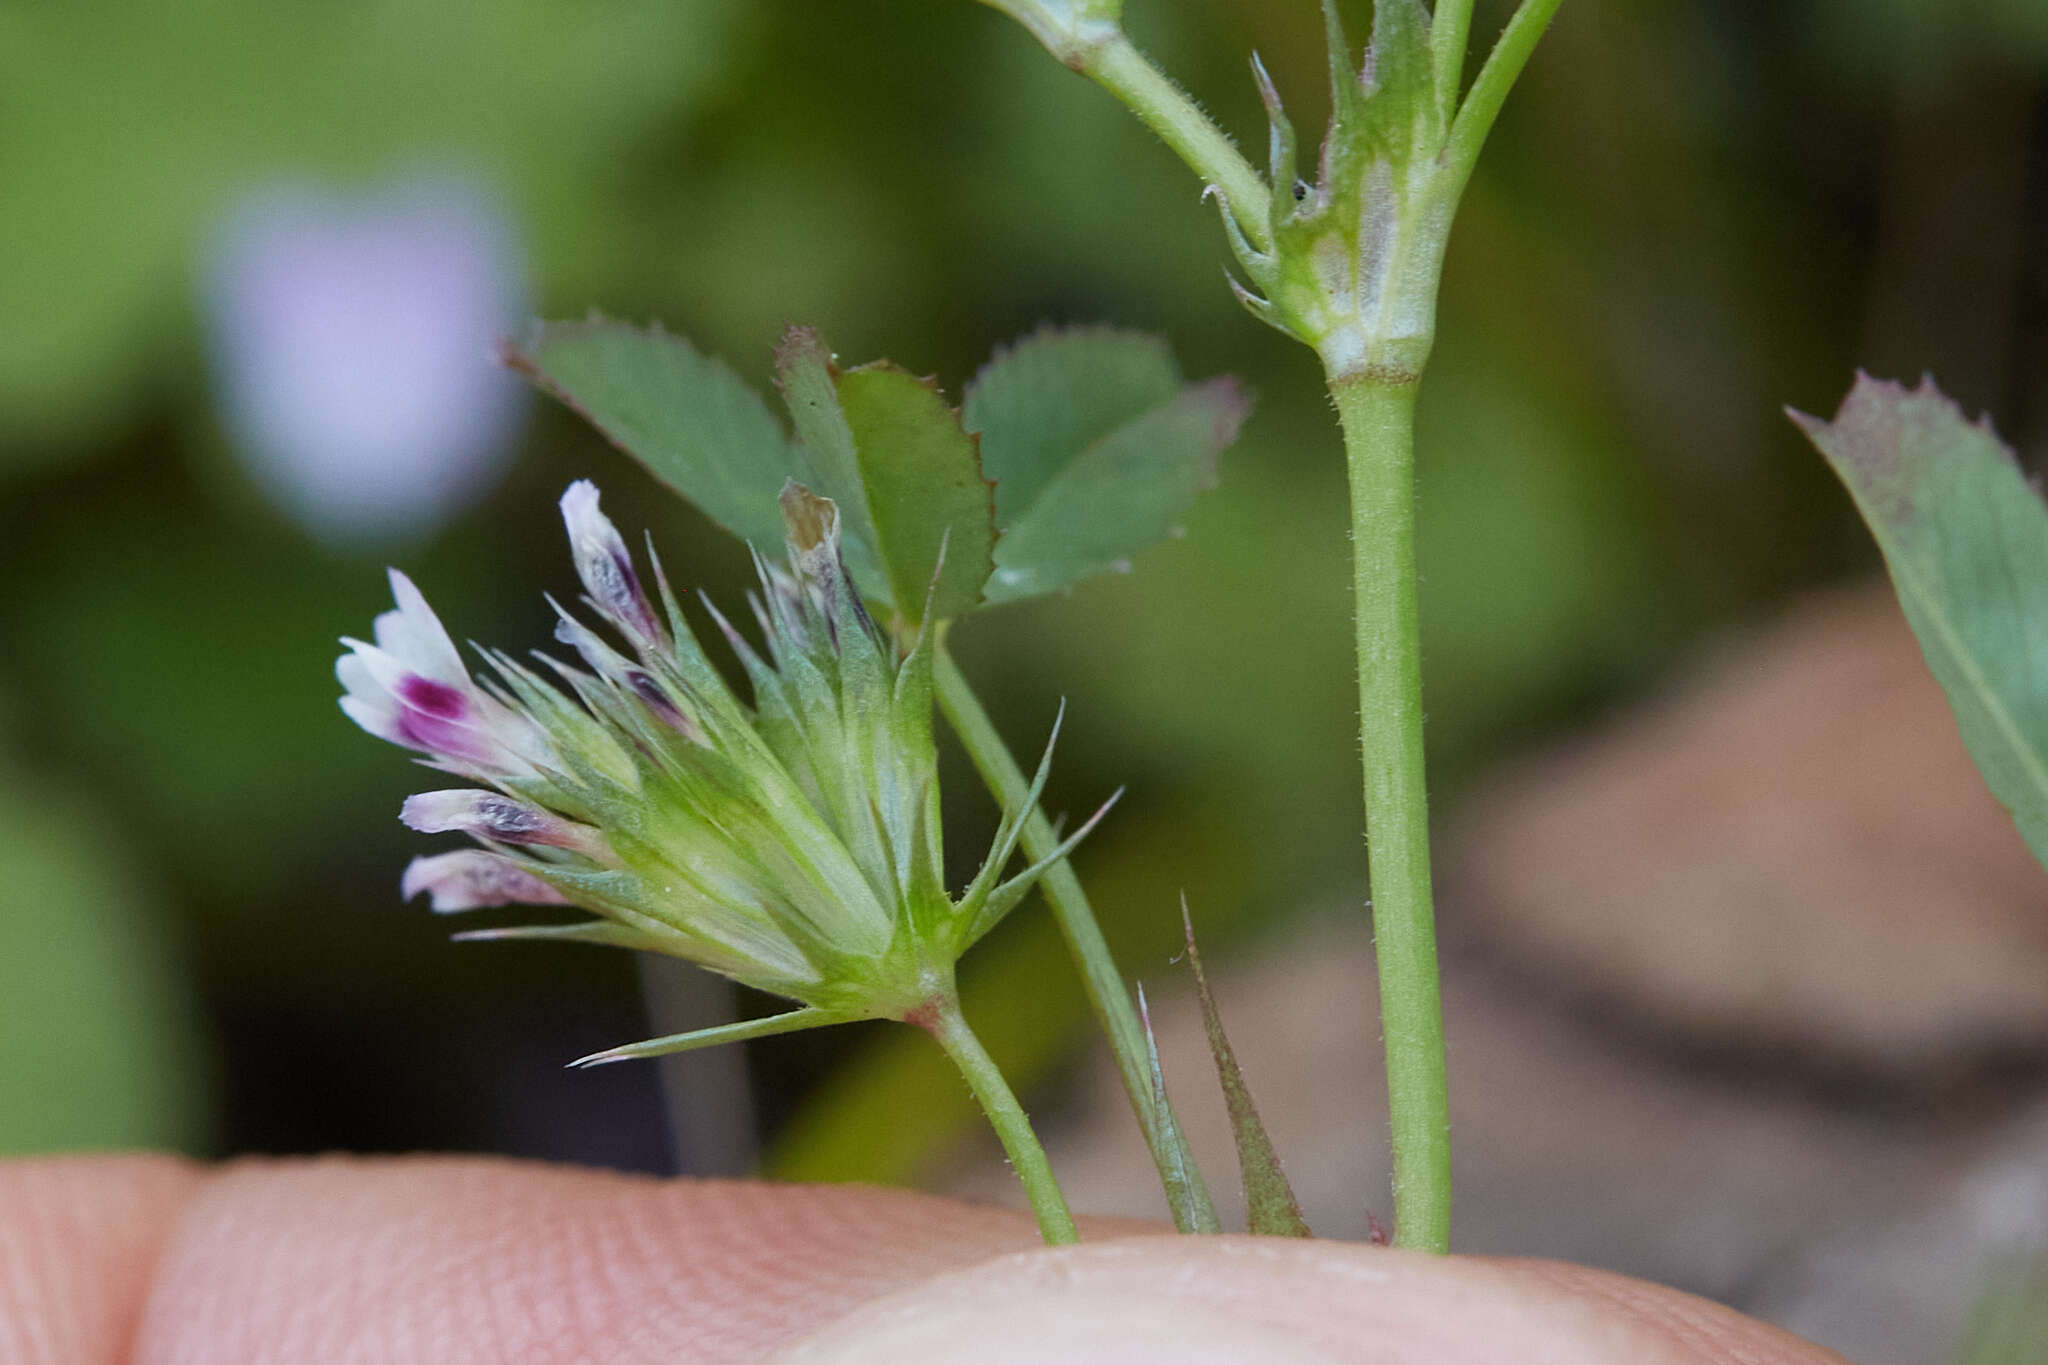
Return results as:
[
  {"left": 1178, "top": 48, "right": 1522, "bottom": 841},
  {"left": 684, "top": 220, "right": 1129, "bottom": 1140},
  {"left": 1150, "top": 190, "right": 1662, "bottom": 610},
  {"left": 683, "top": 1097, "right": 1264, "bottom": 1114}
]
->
[
  {"left": 126, "top": 1155, "right": 1082, "bottom": 1365},
  {"left": 780, "top": 1237, "right": 1855, "bottom": 1365},
  {"left": 0, "top": 1156, "right": 1852, "bottom": 1365},
  {"left": 0, "top": 1154, "right": 204, "bottom": 1365}
]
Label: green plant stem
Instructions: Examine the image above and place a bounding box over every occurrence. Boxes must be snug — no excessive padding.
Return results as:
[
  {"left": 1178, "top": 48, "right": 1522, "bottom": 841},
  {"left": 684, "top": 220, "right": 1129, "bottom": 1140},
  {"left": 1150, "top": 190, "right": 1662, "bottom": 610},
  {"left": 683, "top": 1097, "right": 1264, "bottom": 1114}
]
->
[
  {"left": 1330, "top": 372, "right": 1451, "bottom": 1254},
  {"left": 925, "top": 993, "right": 1079, "bottom": 1244},
  {"left": 1078, "top": 32, "right": 1273, "bottom": 253},
  {"left": 934, "top": 643, "right": 1222, "bottom": 1233},
  {"left": 1444, "top": 0, "right": 1565, "bottom": 185},
  {"left": 1431, "top": 0, "right": 1475, "bottom": 119}
]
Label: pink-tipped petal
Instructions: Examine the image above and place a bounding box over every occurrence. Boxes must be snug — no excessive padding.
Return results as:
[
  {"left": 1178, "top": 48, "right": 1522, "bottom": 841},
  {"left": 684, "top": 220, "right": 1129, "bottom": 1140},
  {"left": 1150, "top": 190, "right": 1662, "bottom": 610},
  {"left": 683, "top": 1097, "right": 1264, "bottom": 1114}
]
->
[
  {"left": 339, "top": 627, "right": 553, "bottom": 777},
  {"left": 399, "top": 850, "right": 568, "bottom": 912}
]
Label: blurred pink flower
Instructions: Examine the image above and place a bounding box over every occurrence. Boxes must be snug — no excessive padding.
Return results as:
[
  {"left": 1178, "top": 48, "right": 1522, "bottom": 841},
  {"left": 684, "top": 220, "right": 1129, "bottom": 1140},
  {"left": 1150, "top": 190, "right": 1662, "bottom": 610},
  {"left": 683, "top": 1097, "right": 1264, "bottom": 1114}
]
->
[{"left": 206, "top": 176, "right": 527, "bottom": 542}]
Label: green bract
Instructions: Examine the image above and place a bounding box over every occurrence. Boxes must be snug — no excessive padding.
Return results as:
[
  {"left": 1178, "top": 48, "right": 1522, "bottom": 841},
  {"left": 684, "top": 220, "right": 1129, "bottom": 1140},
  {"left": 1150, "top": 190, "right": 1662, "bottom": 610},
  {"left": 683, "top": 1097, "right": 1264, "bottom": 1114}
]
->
[
  {"left": 337, "top": 479, "right": 1110, "bottom": 1064},
  {"left": 1221, "top": 0, "right": 1450, "bottom": 382}
]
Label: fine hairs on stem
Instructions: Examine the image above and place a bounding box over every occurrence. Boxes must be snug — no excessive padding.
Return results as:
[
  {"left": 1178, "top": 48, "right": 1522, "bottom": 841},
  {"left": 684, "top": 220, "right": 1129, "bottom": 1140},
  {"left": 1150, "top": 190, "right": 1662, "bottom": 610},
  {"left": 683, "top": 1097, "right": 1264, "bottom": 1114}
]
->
[
  {"left": 935, "top": 645, "right": 1223, "bottom": 1234},
  {"left": 978, "top": 0, "right": 1565, "bottom": 1252},
  {"left": 922, "top": 992, "right": 1080, "bottom": 1244}
]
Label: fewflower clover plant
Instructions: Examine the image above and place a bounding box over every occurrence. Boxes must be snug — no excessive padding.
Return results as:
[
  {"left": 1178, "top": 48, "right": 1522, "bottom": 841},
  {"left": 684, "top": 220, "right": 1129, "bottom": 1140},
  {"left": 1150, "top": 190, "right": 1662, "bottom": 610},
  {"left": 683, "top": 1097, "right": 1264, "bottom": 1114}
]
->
[
  {"left": 340, "top": 478, "right": 1106, "bottom": 1239},
  {"left": 343, "top": 321, "right": 1252, "bottom": 1241}
]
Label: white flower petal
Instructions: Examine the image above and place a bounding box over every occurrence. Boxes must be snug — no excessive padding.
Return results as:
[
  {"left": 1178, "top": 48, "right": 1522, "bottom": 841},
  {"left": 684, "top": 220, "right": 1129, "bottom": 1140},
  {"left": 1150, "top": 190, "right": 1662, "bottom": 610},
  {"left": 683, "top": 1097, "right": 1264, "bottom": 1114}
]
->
[
  {"left": 374, "top": 569, "right": 468, "bottom": 682},
  {"left": 339, "top": 694, "right": 405, "bottom": 746}
]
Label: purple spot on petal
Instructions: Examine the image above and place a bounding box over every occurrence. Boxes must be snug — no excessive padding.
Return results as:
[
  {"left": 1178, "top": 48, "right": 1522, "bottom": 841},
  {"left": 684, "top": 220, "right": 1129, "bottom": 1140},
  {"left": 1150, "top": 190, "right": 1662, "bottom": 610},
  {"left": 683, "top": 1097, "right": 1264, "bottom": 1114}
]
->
[
  {"left": 399, "top": 674, "right": 469, "bottom": 719},
  {"left": 475, "top": 794, "right": 547, "bottom": 839}
]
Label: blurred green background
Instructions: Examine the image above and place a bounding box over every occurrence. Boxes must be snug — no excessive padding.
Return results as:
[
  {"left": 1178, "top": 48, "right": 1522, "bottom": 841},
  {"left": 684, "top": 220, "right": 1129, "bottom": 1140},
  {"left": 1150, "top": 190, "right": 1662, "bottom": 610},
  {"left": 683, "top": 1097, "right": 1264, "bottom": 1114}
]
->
[{"left": 1, "top": 0, "right": 2043, "bottom": 1187}]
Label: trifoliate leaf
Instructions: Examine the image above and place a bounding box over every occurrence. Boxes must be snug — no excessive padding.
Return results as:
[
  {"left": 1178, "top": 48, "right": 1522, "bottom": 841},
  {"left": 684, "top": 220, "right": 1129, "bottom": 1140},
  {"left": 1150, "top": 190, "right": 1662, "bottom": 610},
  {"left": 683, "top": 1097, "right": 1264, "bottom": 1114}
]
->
[
  {"left": 1182, "top": 901, "right": 1311, "bottom": 1237},
  {"left": 514, "top": 320, "right": 1241, "bottom": 620},
  {"left": 504, "top": 318, "right": 801, "bottom": 553},
  {"left": 1793, "top": 374, "right": 2048, "bottom": 873},
  {"left": 965, "top": 327, "right": 1248, "bottom": 605}
]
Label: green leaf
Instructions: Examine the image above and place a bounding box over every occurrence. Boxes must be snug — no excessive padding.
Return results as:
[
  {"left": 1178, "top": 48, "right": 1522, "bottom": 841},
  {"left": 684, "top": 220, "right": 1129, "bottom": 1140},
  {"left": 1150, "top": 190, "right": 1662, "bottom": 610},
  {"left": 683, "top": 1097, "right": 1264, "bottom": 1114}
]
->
[
  {"left": 966, "top": 327, "right": 1183, "bottom": 519},
  {"left": 513, "top": 320, "right": 1236, "bottom": 621},
  {"left": 770, "top": 327, "right": 890, "bottom": 601},
  {"left": 962, "top": 325, "right": 1245, "bottom": 601},
  {"left": 836, "top": 362, "right": 997, "bottom": 623},
  {"left": 1181, "top": 901, "right": 1311, "bottom": 1237},
  {"left": 773, "top": 327, "right": 873, "bottom": 536},
  {"left": 504, "top": 318, "right": 802, "bottom": 553},
  {"left": 992, "top": 379, "right": 1247, "bottom": 603},
  {"left": 1793, "top": 374, "right": 2048, "bottom": 872},
  {"left": 965, "top": 327, "right": 1248, "bottom": 605}
]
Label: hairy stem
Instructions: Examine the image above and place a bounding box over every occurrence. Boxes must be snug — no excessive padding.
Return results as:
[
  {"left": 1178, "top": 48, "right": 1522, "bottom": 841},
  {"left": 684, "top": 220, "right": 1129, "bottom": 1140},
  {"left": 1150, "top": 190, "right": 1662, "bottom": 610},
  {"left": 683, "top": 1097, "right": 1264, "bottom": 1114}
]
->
[
  {"left": 1330, "top": 373, "right": 1451, "bottom": 1253},
  {"left": 924, "top": 994, "right": 1078, "bottom": 1244},
  {"left": 1078, "top": 32, "right": 1273, "bottom": 253},
  {"left": 1431, "top": 0, "right": 1475, "bottom": 119},
  {"left": 1444, "top": 0, "right": 1565, "bottom": 187},
  {"left": 934, "top": 644, "right": 1222, "bottom": 1233}
]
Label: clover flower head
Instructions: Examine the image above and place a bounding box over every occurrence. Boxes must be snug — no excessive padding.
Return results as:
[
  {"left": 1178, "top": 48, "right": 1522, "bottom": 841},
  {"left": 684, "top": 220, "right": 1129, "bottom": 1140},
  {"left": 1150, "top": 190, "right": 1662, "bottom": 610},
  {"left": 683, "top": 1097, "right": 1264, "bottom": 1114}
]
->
[{"left": 338, "top": 479, "right": 1111, "bottom": 1062}]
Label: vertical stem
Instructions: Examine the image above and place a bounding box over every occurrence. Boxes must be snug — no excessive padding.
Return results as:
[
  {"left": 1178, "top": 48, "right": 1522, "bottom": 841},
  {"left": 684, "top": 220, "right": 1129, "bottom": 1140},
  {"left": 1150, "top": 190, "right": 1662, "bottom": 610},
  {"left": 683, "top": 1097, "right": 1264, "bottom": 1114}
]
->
[
  {"left": 1444, "top": 0, "right": 1566, "bottom": 186},
  {"left": 1431, "top": 0, "right": 1475, "bottom": 120},
  {"left": 1330, "top": 373, "right": 1451, "bottom": 1253},
  {"left": 925, "top": 995, "right": 1079, "bottom": 1245},
  {"left": 934, "top": 644, "right": 1222, "bottom": 1233}
]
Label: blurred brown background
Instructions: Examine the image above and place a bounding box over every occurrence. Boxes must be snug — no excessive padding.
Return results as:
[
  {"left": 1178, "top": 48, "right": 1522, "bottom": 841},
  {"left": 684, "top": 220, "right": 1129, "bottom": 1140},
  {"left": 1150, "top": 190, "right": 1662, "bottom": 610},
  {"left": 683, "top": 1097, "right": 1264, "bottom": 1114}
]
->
[{"left": 3, "top": 1, "right": 2046, "bottom": 1359}]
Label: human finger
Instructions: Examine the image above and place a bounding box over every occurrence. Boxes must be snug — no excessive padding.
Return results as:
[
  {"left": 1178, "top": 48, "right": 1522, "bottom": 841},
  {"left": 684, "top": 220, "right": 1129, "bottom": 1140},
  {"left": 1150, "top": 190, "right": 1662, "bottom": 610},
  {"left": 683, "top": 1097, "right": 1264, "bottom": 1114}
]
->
[
  {"left": 0, "top": 1155, "right": 202, "bottom": 1365},
  {"left": 780, "top": 1235, "right": 1852, "bottom": 1364}
]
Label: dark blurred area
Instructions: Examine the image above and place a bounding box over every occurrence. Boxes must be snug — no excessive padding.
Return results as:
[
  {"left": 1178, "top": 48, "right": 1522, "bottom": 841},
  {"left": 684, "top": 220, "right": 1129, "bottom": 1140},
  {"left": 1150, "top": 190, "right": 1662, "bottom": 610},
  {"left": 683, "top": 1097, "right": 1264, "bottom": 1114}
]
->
[{"left": 4, "top": 0, "right": 2047, "bottom": 1357}]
